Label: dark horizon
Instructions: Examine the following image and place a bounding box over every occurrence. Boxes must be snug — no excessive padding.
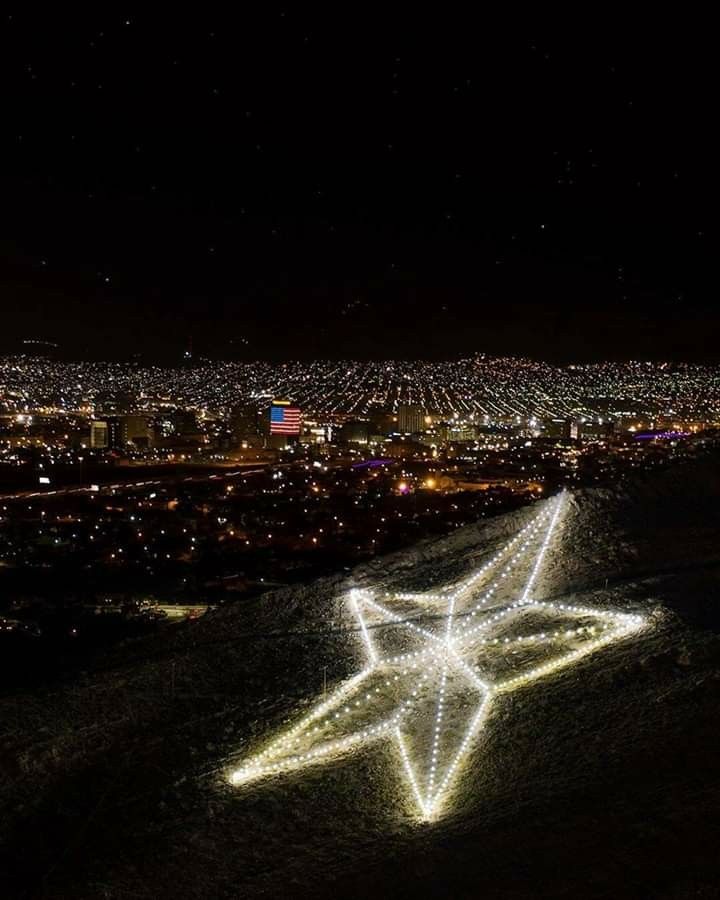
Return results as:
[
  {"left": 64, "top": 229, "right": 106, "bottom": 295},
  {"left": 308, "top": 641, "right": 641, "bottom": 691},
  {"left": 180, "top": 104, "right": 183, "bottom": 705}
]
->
[{"left": 3, "top": 344, "right": 720, "bottom": 368}]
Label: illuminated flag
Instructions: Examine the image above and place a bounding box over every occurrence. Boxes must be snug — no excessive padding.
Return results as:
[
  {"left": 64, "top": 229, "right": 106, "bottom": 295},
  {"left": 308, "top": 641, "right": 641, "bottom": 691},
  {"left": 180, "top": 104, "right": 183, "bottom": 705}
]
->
[{"left": 270, "top": 402, "right": 302, "bottom": 435}]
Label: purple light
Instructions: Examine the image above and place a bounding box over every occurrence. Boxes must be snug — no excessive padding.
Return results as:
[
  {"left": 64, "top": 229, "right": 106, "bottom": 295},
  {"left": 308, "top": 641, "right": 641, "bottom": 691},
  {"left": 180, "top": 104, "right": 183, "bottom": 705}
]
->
[
  {"left": 351, "top": 458, "right": 394, "bottom": 469},
  {"left": 634, "top": 430, "right": 690, "bottom": 440}
]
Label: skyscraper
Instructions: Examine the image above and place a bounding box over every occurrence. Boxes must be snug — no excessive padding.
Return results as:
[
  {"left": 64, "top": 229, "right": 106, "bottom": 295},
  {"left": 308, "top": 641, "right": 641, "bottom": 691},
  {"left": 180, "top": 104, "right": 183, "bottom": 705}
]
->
[
  {"left": 90, "top": 421, "right": 109, "bottom": 449},
  {"left": 230, "top": 403, "right": 260, "bottom": 443},
  {"left": 269, "top": 400, "right": 302, "bottom": 436},
  {"left": 103, "top": 415, "right": 152, "bottom": 448},
  {"left": 397, "top": 404, "right": 426, "bottom": 435}
]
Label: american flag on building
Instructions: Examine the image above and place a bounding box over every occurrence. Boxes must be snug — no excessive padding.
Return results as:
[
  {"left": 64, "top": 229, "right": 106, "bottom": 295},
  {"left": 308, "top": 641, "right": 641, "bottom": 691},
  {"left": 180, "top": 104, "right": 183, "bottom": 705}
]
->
[{"left": 270, "top": 401, "right": 302, "bottom": 435}]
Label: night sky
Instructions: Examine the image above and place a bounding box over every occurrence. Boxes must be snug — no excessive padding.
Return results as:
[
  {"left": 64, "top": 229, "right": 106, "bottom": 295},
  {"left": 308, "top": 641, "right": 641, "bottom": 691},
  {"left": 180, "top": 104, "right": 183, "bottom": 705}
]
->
[{"left": 0, "top": 12, "right": 713, "bottom": 362}]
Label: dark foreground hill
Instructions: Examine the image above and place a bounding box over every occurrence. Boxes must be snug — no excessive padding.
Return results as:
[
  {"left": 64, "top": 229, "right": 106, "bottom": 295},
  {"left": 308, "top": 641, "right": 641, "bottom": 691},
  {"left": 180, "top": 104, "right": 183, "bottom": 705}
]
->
[{"left": 2, "top": 457, "right": 720, "bottom": 899}]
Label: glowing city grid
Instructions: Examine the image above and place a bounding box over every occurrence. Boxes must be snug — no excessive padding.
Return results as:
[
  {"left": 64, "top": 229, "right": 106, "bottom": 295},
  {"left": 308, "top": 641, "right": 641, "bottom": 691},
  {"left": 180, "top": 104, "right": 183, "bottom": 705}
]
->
[
  {"left": 228, "top": 491, "right": 647, "bottom": 819},
  {"left": 2, "top": 356, "right": 720, "bottom": 423}
]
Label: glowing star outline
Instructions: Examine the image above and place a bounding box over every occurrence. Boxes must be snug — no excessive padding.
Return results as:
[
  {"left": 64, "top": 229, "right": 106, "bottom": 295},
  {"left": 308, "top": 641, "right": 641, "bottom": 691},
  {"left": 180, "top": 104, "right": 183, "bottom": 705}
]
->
[{"left": 228, "top": 492, "right": 647, "bottom": 820}]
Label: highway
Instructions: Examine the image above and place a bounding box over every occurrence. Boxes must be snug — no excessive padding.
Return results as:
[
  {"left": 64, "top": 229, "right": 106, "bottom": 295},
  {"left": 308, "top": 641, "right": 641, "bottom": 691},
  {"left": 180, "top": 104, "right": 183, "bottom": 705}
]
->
[{"left": 0, "top": 462, "right": 275, "bottom": 503}]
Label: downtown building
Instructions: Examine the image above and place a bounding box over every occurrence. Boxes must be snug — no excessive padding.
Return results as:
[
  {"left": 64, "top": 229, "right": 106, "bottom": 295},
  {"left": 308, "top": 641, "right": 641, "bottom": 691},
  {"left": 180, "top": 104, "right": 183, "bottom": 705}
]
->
[{"left": 397, "top": 404, "right": 426, "bottom": 435}]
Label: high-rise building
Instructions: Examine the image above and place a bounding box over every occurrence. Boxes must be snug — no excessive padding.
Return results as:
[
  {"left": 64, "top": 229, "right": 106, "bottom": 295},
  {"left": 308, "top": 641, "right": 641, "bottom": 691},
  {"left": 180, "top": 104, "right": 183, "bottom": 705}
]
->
[
  {"left": 90, "top": 421, "right": 109, "bottom": 449},
  {"left": 269, "top": 400, "right": 302, "bottom": 436},
  {"left": 104, "top": 415, "right": 152, "bottom": 449},
  {"left": 543, "top": 418, "right": 573, "bottom": 440},
  {"left": 368, "top": 407, "right": 395, "bottom": 436},
  {"left": 397, "top": 404, "right": 426, "bottom": 435},
  {"left": 230, "top": 403, "right": 260, "bottom": 443},
  {"left": 339, "top": 420, "right": 370, "bottom": 444},
  {"left": 171, "top": 410, "right": 198, "bottom": 436},
  {"left": 105, "top": 418, "right": 123, "bottom": 449}
]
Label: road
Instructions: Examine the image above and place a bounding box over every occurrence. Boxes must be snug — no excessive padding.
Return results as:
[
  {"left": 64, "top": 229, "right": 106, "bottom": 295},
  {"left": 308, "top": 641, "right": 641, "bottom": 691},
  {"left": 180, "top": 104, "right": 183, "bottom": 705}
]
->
[{"left": 0, "top": 462, "right": 278, "bottom": 503}]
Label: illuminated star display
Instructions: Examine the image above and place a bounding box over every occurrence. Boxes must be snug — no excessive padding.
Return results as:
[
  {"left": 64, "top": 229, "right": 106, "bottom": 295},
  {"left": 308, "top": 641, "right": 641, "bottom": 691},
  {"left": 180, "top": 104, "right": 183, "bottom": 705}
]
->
[{"left": 229, "top": 492, "right": 646, "bottom": 819}]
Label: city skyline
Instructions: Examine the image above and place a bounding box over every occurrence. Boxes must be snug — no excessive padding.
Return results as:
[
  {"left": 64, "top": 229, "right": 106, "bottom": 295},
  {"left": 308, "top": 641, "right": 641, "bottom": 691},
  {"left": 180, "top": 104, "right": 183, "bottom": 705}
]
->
[
  {"left": 2, "top": 13, "right": 718, "bottom": 899},
  {"left": 3, "top": 352, "right": 720, "bottom": 421}
]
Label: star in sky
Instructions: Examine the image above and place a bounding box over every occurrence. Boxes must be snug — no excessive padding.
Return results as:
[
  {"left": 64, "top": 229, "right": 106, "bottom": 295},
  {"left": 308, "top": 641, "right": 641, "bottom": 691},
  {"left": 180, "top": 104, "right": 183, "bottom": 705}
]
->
[{"left": 230, "top": 491, "right": 645, "bottom": 820}]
